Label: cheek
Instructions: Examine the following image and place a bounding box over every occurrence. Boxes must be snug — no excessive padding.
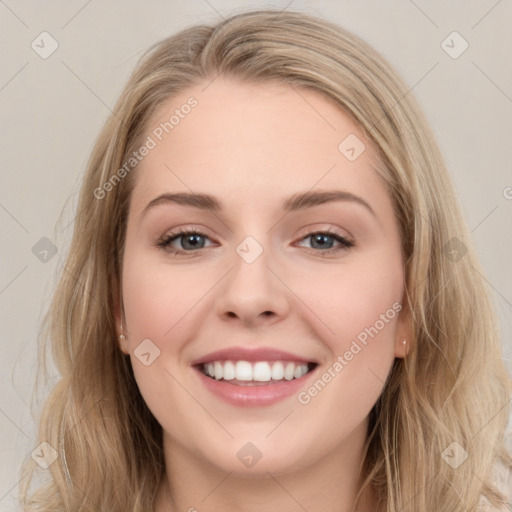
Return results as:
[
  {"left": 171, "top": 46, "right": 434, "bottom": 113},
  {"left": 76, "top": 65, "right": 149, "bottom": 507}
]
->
[
  {"left": 293, "top": 253, "right": 403, "bottom": 351},
  {"left": 122, "top": 248, "right": 208, "bottom": 342},
  {"left": 293, "top": 254, "right": 402, "bottom": 412},
  {"left": 120, "top": 246, "right": 223, "bottom": 402},
  {"left": 120, "top": 250, "right": 205, "bottom": 432}
]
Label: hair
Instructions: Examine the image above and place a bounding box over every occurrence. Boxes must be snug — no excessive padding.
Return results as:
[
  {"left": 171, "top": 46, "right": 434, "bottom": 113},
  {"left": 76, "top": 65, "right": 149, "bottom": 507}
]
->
[{"left": 20, "top": 8, "right": 511, "bottom": 512}]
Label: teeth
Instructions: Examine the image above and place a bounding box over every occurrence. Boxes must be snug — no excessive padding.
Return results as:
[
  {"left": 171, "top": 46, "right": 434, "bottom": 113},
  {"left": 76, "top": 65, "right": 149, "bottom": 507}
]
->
[
  {"left": 214, "top": 361, "right": 223, "bottom": 380},
  {"left": 271, "top": 361, "right": 284, "bottom": 380},
  {"left": 202, "top": 360, "right": 310, "bottom": 382},
  {"left": 284, "top": 362, "right": 295, "bottom": 381},
  {"left": 253, "top": 362, "right": 271, "bottom": 382},
  {"left": 223, "top": 361, "right": 235, "bottom": 380},
  {"left": 235, "top": 361, "right": 253, "bottom": 381}
]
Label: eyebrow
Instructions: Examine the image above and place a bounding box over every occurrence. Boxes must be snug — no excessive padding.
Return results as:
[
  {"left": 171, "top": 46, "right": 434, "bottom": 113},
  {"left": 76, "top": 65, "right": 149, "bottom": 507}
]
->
[
  {"left": 141, "top": 190, "right": 376, "bottom": 218},
  {"left": 142, "top": 192, "right": 220, "bottom": 215},
  {"left": 283, "top": 190, "right": 375, "bottom": 217}
]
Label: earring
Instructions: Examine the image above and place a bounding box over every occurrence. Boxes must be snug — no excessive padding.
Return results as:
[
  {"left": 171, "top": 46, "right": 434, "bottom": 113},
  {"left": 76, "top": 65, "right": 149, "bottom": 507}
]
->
[
  {"left": 119, "top": 317, "right": 126, "bottom": 341},
  {"left": 119, "top": 322, "right": 126, "bottom": 341},
  {"left": 402, "top": 339, "right": 407, "bottom": 345}
]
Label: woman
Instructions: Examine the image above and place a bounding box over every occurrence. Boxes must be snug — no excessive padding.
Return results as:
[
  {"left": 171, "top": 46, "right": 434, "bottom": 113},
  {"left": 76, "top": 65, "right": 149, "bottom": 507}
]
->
[{"left": 21, "top": 9, "right": 511, "bottom": 511}]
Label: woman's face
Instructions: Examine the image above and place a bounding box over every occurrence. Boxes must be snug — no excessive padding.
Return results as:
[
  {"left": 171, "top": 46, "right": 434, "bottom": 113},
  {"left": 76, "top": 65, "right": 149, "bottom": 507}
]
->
[{"left": 118, "top": 77, "right": 409, "bottom": 476}]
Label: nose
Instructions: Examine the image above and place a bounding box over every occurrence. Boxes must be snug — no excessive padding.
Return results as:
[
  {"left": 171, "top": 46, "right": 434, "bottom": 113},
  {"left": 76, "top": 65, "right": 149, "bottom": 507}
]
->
[{"left": 214, "top": 242, "right": 290, "bottom": 327}]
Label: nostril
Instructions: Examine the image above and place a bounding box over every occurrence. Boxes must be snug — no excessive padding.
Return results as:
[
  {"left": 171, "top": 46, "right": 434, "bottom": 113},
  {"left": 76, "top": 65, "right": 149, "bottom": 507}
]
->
[{"left": 224, "top": 310, "right": 275, "bottom": 320}]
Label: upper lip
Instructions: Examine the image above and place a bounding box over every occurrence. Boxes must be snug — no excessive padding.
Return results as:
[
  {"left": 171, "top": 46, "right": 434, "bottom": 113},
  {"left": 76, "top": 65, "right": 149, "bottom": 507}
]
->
[{"left": 190, "top": 347, "right": 318, "bottom": 366}]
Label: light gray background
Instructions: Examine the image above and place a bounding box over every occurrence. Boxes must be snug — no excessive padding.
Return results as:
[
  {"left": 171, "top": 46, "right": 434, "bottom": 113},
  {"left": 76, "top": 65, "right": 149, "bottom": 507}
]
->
[{"left": 1, "top": 1, "right": 511, "bottom": 509}]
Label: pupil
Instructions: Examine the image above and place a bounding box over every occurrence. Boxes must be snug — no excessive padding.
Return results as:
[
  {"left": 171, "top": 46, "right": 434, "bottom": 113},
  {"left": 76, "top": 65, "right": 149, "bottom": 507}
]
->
[
  {"left": 183, "top": 234, "right": 204, "bottom": 250},
  {"left": 312, "top": 234, "right": 333, "bottom": 249}
]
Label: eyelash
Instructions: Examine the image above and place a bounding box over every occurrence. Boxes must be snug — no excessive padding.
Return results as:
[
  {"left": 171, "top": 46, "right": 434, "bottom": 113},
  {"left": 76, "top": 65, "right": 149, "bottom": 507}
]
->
[{"left": 156, "top": 228, "right": 354, "bottom": 256}]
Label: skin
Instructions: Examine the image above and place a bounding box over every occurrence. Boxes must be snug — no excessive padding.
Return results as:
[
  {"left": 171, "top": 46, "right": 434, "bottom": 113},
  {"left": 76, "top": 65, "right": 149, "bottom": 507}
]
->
[{"left": 116, "top": 77, "right": 411, "bottom": 512}]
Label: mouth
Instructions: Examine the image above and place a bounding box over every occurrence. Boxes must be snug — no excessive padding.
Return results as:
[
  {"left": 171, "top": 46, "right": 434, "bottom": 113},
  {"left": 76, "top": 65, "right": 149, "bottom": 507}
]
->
[
  {"left": 191, "top": 347, "right": 320, "bottom": 406},
  {"left": 197, "top": 360, "right": 318, "bottom": 385},
  {"left": 191, "top": 346, "right": 320, "bottom": 405}
]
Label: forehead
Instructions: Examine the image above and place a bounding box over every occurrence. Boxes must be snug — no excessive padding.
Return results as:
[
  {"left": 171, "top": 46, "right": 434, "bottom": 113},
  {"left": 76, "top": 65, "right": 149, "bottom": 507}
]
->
[{"left": 130, "top": 77, "right": 390, "bottom": 216}]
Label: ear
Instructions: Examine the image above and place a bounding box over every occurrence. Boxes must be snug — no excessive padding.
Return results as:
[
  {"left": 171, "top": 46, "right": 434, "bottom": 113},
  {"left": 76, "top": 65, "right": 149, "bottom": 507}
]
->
[
  {"left": 393, "top": 298, "right": 413, "bottom": 358},
  {"left": 112, "top": 276, "right": 130, "bottom": 355}
]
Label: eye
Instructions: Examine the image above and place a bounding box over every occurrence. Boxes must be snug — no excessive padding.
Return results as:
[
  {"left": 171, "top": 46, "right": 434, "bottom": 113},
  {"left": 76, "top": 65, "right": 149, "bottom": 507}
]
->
[
  {"left": 157, "top": 230, "right": 214, "bottom": 254},
  {"left": 156, "top": 228, "right": 354, "bottom": 256},
  {"left": 297, "top": 230, "right": 354, "bottom": 254}
]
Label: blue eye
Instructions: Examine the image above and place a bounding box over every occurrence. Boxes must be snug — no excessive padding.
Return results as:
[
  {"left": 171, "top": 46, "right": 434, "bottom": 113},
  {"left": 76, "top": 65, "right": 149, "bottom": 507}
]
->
[
  {"left": 157, "top": 230, "right": 213, "bottom": 254},
  {"left": 308, "top": 233, "right": 340, "bottom": 249},
  {"left": 177, "top": 233, "right": 207, "bottom": 250},
  {"left": 156, "top": 229, "right": 354, "bottom": 256},
  {"left": 298, "top": 232, "right": 354, "bottom": 253}
]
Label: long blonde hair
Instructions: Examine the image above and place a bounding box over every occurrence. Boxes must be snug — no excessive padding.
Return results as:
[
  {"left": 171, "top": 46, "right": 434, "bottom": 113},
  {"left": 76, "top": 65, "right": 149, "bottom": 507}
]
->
[{"left": 20, "top": 9, "right": 511, "bottom": 511}]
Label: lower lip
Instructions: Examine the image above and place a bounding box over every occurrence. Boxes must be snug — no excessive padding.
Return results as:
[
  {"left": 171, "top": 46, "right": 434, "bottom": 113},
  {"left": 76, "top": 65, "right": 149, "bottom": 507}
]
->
[{"left": 194, "top": 367, "right": 316, "bottom": 407}]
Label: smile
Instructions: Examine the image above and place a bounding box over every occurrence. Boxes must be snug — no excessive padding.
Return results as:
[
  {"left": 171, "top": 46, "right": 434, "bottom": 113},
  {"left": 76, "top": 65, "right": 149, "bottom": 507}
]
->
[
  {"left": 191, "top": 347, "right": 320, "bottom": 406},
  {"left": 199, "top": 360, "right": 315, "bottom": 383}
]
